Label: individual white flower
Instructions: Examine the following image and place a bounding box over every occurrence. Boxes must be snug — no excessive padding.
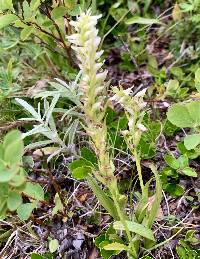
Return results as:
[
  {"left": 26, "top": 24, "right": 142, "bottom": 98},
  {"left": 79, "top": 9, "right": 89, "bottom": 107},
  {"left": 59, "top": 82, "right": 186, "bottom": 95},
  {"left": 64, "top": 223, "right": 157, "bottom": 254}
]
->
[
  {"left": 137, "top": 123, "right": 147, "bottom": 132},
  {"left": 128, "top": 118, "right": 134, "bottom": 129},
  {"left": 124, "top": 88, "right": 133, "bottom": 95},
  {"left": 135, "top": 88, "right": 147, "bottom": 98}
]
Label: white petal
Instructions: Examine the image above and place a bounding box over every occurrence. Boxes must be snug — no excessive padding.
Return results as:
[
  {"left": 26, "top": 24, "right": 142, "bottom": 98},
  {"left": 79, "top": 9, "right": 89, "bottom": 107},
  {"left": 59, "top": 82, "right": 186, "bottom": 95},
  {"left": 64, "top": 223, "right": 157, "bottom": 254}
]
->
[{"left": 137, "top": 123, "right": 147, "bottom": 132}]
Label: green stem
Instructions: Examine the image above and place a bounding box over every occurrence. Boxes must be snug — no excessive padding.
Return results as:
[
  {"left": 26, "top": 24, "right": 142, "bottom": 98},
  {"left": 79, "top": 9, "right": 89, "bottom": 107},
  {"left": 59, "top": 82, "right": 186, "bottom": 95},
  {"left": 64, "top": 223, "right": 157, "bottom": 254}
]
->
[
  {"left": 109, "top": 187, "right": 138, "bottom": 258},
  {"left": 109, "top": 187, "right": 131, "bottom": 242}
]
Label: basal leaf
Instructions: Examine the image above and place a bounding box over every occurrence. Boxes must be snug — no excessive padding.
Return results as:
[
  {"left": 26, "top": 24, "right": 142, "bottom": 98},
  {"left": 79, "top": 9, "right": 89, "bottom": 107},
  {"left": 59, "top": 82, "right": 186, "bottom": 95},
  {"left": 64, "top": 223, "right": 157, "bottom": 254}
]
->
[
  {"left": 147, "top": 165, "right": 162, "bottom": 229},
  {"left": 113, "top": 221, "right": 155, "bottom": 241},
  {"left": 87, "top": 175, "right": 119, "bottom": 220}
]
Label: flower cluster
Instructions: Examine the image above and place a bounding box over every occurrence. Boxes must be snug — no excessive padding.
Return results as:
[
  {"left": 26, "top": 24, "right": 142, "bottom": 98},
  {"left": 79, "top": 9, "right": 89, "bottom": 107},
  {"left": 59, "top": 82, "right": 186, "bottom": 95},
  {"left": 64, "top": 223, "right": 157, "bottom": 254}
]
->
[
  {"left": 110, "top": 86, "right": 147, "bottom": 148},
  {"left": 68, "top": 10, "right": 115, "bottom": 184},
  {"left": 67, "top": 10, "right": 107, "bottom": 123}
]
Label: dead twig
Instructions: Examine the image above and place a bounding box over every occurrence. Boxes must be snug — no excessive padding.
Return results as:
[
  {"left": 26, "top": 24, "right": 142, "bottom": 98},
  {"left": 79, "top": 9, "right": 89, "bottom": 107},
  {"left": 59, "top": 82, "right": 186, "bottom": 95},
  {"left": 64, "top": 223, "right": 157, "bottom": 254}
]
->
[{"left": 0, "top": 120, "right": 36, "bottom": 134}]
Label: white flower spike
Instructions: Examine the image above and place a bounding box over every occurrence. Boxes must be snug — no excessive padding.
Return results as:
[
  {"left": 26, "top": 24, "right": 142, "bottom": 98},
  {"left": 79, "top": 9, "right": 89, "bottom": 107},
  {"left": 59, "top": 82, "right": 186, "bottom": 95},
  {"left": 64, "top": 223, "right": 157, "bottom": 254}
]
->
[{"left": 67, "top": 10, "right": 107, "bottom": 122}]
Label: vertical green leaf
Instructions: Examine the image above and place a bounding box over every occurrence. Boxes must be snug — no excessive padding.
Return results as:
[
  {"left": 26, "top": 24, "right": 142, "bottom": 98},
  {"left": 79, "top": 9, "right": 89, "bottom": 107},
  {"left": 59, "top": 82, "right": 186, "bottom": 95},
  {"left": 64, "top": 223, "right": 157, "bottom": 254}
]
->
[
  {"left": 147, "top": 165, "right": 162, "bottom": 228},
  {"left": 87, "top": 175, "right": 119, "bottom": 220}
]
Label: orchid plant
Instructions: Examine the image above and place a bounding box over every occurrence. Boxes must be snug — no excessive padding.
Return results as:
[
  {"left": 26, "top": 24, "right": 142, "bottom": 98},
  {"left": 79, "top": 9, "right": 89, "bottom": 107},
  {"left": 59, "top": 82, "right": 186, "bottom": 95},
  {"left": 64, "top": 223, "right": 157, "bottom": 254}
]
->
[
  {"left": 16, "top": 9, "right": 162, "bottom": 259},
  {"left": 68, "top": 10, "right": 162, "bottom": 259}
]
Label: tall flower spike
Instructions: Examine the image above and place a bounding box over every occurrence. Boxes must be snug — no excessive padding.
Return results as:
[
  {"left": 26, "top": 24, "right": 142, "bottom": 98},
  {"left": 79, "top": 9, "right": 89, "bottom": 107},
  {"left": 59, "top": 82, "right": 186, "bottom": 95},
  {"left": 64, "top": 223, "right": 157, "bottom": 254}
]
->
[{"left": 67, "top": 10, "right": 107, "bottom": 123}]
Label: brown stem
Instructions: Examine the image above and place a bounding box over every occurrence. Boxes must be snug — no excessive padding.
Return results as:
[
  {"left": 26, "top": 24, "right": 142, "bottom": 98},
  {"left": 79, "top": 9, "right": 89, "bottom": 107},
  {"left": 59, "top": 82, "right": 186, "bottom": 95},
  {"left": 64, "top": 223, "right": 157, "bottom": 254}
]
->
[
  {"left": 44, "top": 4, "right": 75, "bottom": 67},
  {"left": 0, "top": 120, "right": 35, "bottom": 134}
]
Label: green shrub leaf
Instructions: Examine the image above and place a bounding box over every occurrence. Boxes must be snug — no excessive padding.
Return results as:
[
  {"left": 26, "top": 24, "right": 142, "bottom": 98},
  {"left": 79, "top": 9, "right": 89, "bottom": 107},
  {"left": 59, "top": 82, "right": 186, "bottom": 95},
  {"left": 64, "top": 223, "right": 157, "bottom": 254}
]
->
[
  {"left": 49, "top": 239, "right": 59, "bottom": 253},
  {"left": 181, "top": 167, "right": 197, "bottom": 177},
  {"left": 0, "top": 166, "right": 18, "bottom": 183},
  {"left": 31, "top": 253, "right": 44, "bottom": 259},
  {"left": 164, "top": 155, "right": 179, "bottom": 169},
  {"left": 7, "top": 191, "right": 22, "bottom": 211},
  {"left": 0, "top": 0, "right": 13, "bottom": 11},
  {"left": 51, "top": 6, "right": 68, "bottom": 19},
  {"left": 23, "top": 183, "right": 44, "bottom": 201},
  {"left": 165, "top": 183, "right": 184, "bottom": 197},
  {"left": 81, "top": 147, "right": 97, "bottom": 165},
  {"left": 3, "top": 130, "right": 23, "bottom": 164},
  {"left": 177, "top": 155, "right": 188, "bottom": 169},
  {"left": 72, "top": 166, "right": 90, "bottom": 179},
  {"left": 0, "top": 14, "right": 18, "bottom": 29},
  {"left": 167, "top": 102, "right": 200, "bottom": 128},
  {"left": 30, "top": 0, "right": 41, "bottom": 11},
  {"left": 17, "top": 202, "right": 36, "bottom": 220},
  {"left": 184, "top": 134, "right": 200, "bottom": 150},
  {"left": 195, "top": 68, "right": 200, "bottom": 93}
]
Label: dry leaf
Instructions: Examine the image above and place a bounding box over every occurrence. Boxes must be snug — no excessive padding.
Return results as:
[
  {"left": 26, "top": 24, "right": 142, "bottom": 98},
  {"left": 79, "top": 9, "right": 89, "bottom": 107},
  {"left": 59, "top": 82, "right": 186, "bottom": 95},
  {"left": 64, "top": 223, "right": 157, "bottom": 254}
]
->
[
  {"left": 147, "top": 195, "right": 164, "bottom": 220},
  {"left": 33, "top": 147, "right": 60, "bottom": 156},
  {"left": 89, "top": 248, "right": 98, "bottom": 259},
  {"left": 172, "top": 4, "right": 182, "bottom": 21}
]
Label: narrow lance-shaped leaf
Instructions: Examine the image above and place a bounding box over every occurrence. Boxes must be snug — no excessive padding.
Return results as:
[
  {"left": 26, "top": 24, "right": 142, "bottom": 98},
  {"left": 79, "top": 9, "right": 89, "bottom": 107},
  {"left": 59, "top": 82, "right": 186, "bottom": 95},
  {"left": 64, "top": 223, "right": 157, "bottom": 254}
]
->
[
  {"left": 15, "top": 98, "right": 42, "bottom": 121},
  {"left": 147, "top": 164, "right": 162, "bottom": 228},
  {"left": 113, "top": 221, "right": 155, "bottom": 241},
  {"left": 87, "top": 175, "right": 119, "bottom": 220}
]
